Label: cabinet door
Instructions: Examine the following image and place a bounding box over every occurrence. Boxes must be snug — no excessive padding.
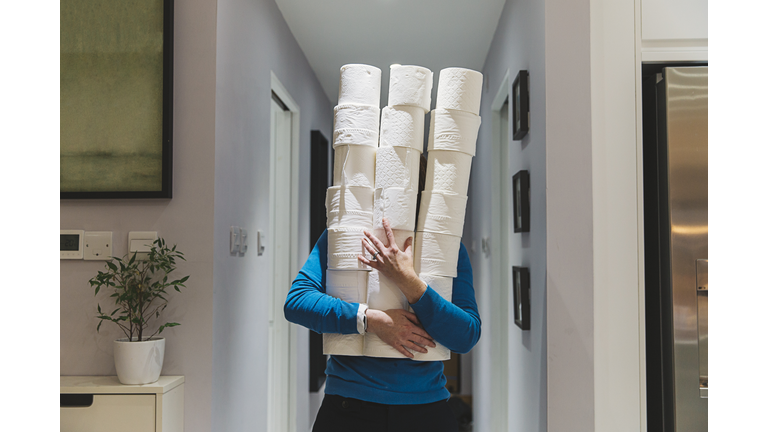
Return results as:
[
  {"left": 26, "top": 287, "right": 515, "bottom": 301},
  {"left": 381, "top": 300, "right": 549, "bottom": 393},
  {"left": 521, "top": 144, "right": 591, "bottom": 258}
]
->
[{"left": 61, "top": 394, "right": 155, "bottom": 432}]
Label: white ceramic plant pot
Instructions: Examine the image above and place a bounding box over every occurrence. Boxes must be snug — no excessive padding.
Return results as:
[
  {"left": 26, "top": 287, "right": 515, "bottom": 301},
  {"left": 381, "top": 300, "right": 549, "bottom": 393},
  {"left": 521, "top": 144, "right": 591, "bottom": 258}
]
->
[{"left": 113, "top": 337, "right": 166, "bottom": 385}]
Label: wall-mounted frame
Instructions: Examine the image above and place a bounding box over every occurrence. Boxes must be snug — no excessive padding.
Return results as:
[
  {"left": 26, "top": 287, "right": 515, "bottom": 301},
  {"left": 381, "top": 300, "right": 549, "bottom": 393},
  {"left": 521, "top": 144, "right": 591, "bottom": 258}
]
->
[
  {"left": 513, "top": 266, "right": 530, "bottom": 330},
  {"left": 512, "top": 70, "right": 529, "bottom": 140},
  {"left": 60, "top": 0, "right": 174, "bottom": 199},
  {"left": 513, "top": 170, "right": 530, "bottom": 233}
]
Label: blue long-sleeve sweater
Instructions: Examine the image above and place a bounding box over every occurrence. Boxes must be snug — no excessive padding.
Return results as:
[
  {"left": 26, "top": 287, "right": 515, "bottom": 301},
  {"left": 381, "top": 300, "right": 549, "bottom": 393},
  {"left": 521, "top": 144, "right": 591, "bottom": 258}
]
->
[{"left": 284, "top": 230, "right": 481, "bottom": 404}]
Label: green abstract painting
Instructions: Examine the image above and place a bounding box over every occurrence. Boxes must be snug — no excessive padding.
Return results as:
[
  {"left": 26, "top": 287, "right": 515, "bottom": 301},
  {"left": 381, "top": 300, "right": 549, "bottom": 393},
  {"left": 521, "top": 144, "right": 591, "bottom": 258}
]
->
[{"left": 61, "top": 0, "right": 171, "bottom": 197}]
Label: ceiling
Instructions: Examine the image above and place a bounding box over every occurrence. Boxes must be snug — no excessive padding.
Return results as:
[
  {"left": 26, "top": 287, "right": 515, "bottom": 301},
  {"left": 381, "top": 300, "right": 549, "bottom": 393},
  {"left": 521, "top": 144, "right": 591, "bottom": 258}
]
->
[{"left": 274, "top": 0, "right": 507, "bottom": 106}]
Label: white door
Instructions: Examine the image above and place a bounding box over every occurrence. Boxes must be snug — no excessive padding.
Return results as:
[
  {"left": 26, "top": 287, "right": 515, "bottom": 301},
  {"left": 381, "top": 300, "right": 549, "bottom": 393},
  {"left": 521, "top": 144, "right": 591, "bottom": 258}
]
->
[{"left": 268, "top": 94, "right": 293, "bottom": 432}]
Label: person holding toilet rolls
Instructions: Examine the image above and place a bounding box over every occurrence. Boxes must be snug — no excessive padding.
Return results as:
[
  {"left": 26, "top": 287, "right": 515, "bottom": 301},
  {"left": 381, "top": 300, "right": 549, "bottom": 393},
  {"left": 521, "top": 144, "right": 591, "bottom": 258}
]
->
[{"left": 285, "top": 156, "right": 481, "bottom": 432}]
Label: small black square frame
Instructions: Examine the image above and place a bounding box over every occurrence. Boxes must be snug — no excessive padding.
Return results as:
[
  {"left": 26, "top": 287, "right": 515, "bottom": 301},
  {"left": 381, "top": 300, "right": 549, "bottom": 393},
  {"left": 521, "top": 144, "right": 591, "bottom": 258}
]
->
[
  {"left": 512, "top": 70, "right": 530, "bottom": 141},
  {"left": 513, "top": 266, "right": 530, "bottom": 331},
  {"left": 513, "top": 170, "right": 530, "bottom": 233}
]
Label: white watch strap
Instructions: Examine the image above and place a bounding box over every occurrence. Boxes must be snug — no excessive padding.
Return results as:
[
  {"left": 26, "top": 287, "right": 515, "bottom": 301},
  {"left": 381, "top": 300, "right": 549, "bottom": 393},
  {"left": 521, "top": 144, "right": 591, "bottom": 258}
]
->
[{"left": 356, "top": 304, "right": 369, "bottom": 335}]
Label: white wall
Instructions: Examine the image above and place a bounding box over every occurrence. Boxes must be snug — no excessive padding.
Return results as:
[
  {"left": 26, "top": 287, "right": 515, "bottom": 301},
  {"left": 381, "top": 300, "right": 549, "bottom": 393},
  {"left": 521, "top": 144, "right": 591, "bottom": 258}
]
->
[
  {"left": 471, "top": 0, "right": 547, "bottom": 430},
  {"left": 641, "top": 0, "right": 708, "bottom": 61},
  {"left": 59, "top": 1, "right": 218, "bottom": 431},
  {"left": 212, "top": 0, "right": 333, "bottom": 431}
]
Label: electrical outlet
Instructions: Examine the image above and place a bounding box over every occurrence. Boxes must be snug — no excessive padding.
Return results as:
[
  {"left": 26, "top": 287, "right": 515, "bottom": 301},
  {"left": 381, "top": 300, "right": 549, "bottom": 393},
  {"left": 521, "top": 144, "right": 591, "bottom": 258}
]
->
[
  {"left": 239, "top": 228, "right": 248, "bottom": 254},
  {"left": 230, "top": 226, "right": 241, "bottom": 254},
  {"left": 84, "top": 231, "right": 112, "bottom": 260}
]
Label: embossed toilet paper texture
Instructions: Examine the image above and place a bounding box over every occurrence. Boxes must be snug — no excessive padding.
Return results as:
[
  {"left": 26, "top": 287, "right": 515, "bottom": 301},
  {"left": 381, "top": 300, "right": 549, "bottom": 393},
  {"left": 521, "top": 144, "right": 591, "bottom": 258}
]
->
[
  {"left": 436, "top": 67, "right": 483, "bottom": 115},
  {"left": 428, "top": 108, "right": 481, "bottom": 156},
  {"left": 379, "top": 105, "right": 425, "bottom": 151},
  {"left": 416, "top": 191, "right": 468, "bottom": 237},
  {"left": 375, "top": 146, "right": 420, "bottom": 190},
  {"left": 424, "top": 150, "right": 473, "bottom": 196},
  {"left": 413, "top": 231, "right": 462, "bottom": 278},
  {"left": 334, "top": 104, "right": 380, "bottom": 133}
]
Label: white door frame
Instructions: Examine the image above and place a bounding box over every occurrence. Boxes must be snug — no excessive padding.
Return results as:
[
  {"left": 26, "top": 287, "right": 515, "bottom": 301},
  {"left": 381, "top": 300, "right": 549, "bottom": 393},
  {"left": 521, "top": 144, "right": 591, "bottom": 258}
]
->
[
  {"left": 268, "top": 71, "right": 300, "bottom": 432},
  {"left": 488, "top": 70, "right": 511, "bottom": 432}
]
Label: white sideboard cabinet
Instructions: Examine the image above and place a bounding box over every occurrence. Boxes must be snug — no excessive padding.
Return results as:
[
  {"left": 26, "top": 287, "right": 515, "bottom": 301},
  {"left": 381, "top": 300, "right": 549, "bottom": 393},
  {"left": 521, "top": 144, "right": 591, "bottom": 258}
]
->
[{"left": 60, "top": 376, "right": 184, "bottom": 432}]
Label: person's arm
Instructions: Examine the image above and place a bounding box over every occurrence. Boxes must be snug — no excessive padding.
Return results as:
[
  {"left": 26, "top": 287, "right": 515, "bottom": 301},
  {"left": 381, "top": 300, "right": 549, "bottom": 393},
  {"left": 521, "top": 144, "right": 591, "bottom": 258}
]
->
[
  {"left": 409, "top": 244, "right": 481, "bottom": 354},
  {"left": 284, "top": 231, "right": 360, "bottom": 335}
]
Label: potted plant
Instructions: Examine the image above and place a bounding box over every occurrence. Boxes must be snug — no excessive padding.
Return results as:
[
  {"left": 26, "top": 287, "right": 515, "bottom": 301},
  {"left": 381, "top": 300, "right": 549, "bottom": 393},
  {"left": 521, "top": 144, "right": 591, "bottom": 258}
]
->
[{"left": 89, "top": 238, "right": 189, "bottom": 385}]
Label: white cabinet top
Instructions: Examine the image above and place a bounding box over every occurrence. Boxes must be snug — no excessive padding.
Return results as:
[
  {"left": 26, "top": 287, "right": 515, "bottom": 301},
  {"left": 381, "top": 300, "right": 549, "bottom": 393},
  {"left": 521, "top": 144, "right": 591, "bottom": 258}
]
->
[{"left": 61, "top": 376, "right": 184, "bottom": 394}]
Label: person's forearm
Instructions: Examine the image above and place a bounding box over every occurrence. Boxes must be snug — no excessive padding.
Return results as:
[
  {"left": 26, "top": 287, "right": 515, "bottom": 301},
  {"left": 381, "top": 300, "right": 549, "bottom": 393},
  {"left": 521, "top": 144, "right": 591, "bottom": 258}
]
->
[
  {"left": 284, "top": 275, "right": 360, "bottom": 334},
  {"left": 410, "top": 286, "right": 480, "bottom": 353}
]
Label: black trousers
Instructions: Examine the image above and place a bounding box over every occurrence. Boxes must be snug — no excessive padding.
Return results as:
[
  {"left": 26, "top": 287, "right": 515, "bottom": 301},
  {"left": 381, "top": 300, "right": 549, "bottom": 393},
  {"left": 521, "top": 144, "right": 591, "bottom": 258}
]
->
[{"left": 312, "top": 394, "right": 459, "bottom": 432}]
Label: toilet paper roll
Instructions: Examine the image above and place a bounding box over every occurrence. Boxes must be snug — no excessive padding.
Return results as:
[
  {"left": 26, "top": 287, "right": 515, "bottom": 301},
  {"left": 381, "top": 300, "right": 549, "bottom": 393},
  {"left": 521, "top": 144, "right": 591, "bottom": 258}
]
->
[
  {"left": 334, "top": 104, "right": 380, "bottom": 133},
  {"left": 363, "top": 270, "right": 410, "bottom": 358},
  {"left": 327, "top": 209, "right": 373, "bottom": 230},
  {"left": 436, "top": 68, "right": 483, "bottom": 115},
  {"left": 326, "top": 269, "right": 369, "bottom": 303},
  {"left": 427, "top": 108, "right": 481, "bottom": 156},
  {"left": 379, "top": 105, "right": 425, "bottom": 152},
  {"left": 427, "top": 111, "right": 435, "bottom": 151},
  {"left": 326, "top": 185, "right": 374, "bottom": 214},
  {"left": 334, "top": 144, "right": 376, "bottom": 188},
  {"left": 323, "top": 333, "right": 364, "bottom": 356},
  {"left": 328, "top": 227, "right": 369, "bottom": 270},
  {"left": 333, "top": 128, "right": 379, "bottom": 148},
  {"left": 388, "top": 65, "right": 433, "bottom": 112},
  {"left": 374, "top": 187, "right": 418, "bottom": 231},
  {"left": 373, "top": 228, "right": 414, "bottom": 252},
  {"left": 416, "top": 191, "right": 468, "bottom": 237},
  {"left": 375, "top": 146, "right": 420, "bottom": 190},
  {"left": 410, "top": 274, "right": 454, "bottom": 361},
  {"left": 424, "top": 150, "right": 473, "bottom": 196},
  {"left": 338, "top": 64, "right": 381, "bottom": 107},
  {"left": 411, "top": 341, "right": 450, "bottom": 361},
  {"left": 413, "top": 231, "right": 462, "bottom": 278}
]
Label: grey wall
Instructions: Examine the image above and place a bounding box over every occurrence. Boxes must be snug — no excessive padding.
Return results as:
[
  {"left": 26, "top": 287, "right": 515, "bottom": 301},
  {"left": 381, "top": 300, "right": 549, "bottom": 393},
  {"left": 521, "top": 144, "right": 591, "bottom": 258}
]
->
[
  {"left": 469, "top": 0, "right": 547, "bottom": 430},
  {"left": 59, "top": 1, "right": 218, "bottom": 431},
  {"left": 212, "top": 0, "right": 333, "bottom": 431}
]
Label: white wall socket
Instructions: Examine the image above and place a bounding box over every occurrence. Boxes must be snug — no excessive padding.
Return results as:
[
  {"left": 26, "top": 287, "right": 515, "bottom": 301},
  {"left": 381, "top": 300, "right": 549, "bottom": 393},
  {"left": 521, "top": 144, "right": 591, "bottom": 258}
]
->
[
  {"left": 230, "top": 226, "right": 241, "bottom": 254},
  {"left": 84, "top": 231, "right": 112, "bottom": 261},
  {"left": 128, "top": 231, "right": 158, "bottom": 260}
]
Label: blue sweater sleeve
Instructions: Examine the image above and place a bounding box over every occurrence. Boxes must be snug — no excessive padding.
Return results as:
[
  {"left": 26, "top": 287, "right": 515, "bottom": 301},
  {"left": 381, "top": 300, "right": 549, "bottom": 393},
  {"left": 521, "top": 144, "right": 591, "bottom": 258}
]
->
[
  {"left": 410, "top": 243, "right": 481, "bottom": 354},
  {"left": 283, "top": 230, "right": 360, "bottom": 335}
]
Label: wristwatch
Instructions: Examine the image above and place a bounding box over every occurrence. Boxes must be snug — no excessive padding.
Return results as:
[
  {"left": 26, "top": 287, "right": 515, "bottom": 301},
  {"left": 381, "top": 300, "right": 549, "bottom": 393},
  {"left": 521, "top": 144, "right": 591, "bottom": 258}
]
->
[{"left": 357, "top": 304, "right": 369, "bottom": 334}]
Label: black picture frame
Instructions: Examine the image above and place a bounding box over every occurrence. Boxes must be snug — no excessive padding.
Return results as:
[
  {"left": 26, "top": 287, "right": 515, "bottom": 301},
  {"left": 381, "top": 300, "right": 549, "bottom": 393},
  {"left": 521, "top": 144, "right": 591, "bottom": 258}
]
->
[
  {"left": 60, "top": 0, "right": 174, "bottom": 199},
  {"left": 513, "top": 170, "right": 530, "bottom": 233},
  {"left": 512, "top": 70, "right": 530, "bottom": 141},
  {"left": 513, "top": 266, "right": 530, "bottom": 331}
]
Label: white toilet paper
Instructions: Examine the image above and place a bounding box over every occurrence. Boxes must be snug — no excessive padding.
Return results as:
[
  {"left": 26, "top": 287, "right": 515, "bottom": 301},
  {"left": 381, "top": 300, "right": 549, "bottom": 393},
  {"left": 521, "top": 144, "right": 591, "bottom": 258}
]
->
[
  {"left": 326, "top": 269, "right": 369, "bottom": 303},
  {"left": 424, "top": 150, "right": 473, "bottom": 196},
  {"left": 327, "top": 184, "right": 373, "bottom": 213},
  {"left": 334, "top": 104, "right": 380, "bottom": 133},
  {"left": 327, "top": 209, "right": 373, "bottom": 230},
  {"left": 416, "top": 191, "right": 468, "bottom": 237},
  {"left": 375, "top": 146, "right": 420, "bottom": 190},
  {"left": 373, "top": 228, "right": 414, "bottom": 252},
  {"left": 374, "top": 187, "right": 418, "bottom": 231},
  {"left": 427, "top": 108, "right": 481, "bottom": 156},
  {"left": 334, "top": 144, "right": 376, "bottom": 188},
  {"left": 379, "top": 105, "right": 425, "bottom": 152},
  {"left": 436, "top": 68, "right": 483, "bottom": 115},
  {"left": 388, "top": 65, "right": 433, "bottom": 112},
  {"left": 338, "top": 64, "right": 381, "bottom": 107},
  {"left": 363, "top": 270, "right": 410, "bottom": 358},
  {"left": 420, "top": 273, "right": 454, "bottom": 301},
  {"left": 413, "top": 231, "right": 462, "bottom": 278},
  {"left": 333, "top": 128, "right": 379, "bottom": 148},
  {"left": 328, "top": 227, "right": 369, "bottom": 270},
  {"left": 323, "top": 333, "right": 364, "bottom": 356}
]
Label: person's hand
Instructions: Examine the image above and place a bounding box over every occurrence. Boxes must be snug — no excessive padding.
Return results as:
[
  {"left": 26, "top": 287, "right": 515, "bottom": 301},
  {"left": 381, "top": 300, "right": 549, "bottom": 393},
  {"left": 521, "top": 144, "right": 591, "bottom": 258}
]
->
[
  {"left": 357, "top": 218, "right": 427, "bottom": 303},
  {"left": 366, "top": 308, "right": 436, "bottom": 358}
]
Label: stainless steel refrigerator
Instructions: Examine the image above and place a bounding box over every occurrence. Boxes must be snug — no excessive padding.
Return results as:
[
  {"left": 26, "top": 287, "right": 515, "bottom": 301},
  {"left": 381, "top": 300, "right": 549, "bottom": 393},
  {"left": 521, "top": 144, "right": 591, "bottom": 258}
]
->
[{"left": 643, "top": 65, "right": 708, "bottom": 431}]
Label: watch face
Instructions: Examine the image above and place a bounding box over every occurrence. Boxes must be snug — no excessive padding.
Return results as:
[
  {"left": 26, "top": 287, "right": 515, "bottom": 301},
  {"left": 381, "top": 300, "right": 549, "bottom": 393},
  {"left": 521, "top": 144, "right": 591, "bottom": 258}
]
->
[{"left": 61, "top": 234, "right": 80, "bottom": 251}]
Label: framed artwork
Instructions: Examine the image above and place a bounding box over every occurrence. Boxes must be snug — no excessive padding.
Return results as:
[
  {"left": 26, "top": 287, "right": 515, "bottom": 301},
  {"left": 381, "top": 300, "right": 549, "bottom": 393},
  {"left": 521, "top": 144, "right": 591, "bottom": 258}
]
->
[
  {"left": 513, "top": 170, "right": 530, "bottom": 233},
  {"left": 513, "top": 266, "right": 530, "bottom": 331},
  {"left": 512, "top": 70, "right": 529, "bottom": 141},
  {"left": 60, "top": 0, "right": 174, "bottom": 199}
]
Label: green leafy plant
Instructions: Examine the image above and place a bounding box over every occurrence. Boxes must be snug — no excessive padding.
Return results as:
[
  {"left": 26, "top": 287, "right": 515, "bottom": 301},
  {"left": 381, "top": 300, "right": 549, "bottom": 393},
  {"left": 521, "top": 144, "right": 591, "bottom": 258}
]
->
[{"left": 89, "top": 238, "right": 189, "bottom": 341}]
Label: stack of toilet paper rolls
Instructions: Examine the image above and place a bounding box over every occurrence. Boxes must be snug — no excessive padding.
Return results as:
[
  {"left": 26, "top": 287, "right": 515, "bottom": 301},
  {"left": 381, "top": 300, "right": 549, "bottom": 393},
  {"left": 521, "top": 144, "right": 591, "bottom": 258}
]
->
[
  {"left": 365, "top": 65, "right": 433, "bottom": 358},
  {"left": 412, "top": 68, "right": 483, "bottom": 361},
  {"left": 324, "top": 64, "right": 381, "bottom": 356}
]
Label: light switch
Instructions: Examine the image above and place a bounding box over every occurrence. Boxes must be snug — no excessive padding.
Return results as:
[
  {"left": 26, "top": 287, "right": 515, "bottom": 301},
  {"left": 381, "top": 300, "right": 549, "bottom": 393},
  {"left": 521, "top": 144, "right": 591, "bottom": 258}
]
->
[
  {"left": 239, "top": 228, "right": 248, "bottom": 254},
  {"left": 84, "top": 232, "right": 113, "bottom": 261},
  {"left": 128, "top": 231, "right": 157, "bottom": 260},
  {"left": 230, "top": 226, "right": 240, "bottom": 254}
]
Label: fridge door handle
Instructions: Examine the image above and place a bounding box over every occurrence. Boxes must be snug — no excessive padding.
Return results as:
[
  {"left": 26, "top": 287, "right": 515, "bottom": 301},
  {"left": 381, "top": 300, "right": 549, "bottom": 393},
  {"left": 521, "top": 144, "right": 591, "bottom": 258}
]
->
[{"left": 696, "top": 259, "right": 708, "bottom": 398}]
